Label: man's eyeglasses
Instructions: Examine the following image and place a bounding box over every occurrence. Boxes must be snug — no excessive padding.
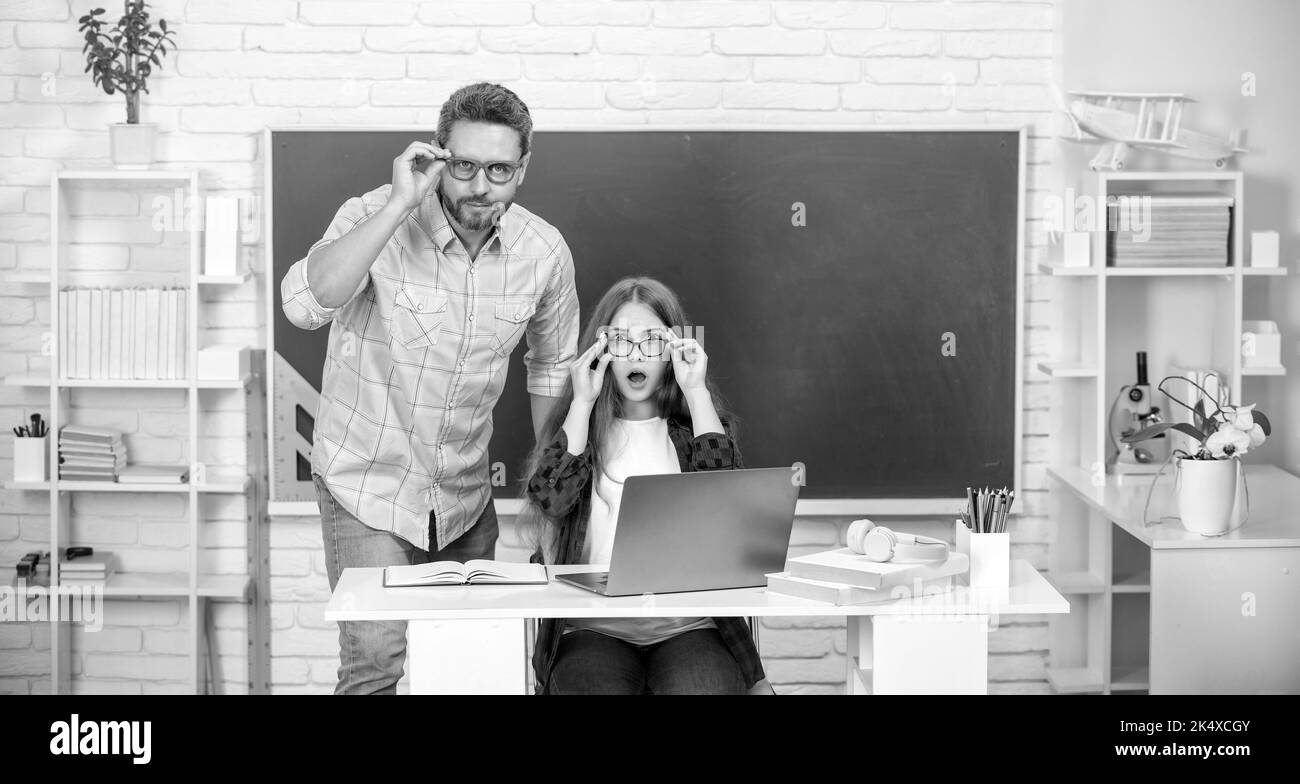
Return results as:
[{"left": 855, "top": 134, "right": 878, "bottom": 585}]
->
[
  {"left": 606, "top": 333, "right": 669, "bottom": 359},
  {"left": 446, "top": 157, "right": 524, "bottom": 185}
]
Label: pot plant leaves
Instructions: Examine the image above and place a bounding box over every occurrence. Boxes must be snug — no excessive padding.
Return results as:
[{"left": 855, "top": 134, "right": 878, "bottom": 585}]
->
[
  {"left": 76, "top": 1, "right": 176, "bottom": 124},
  {"left": 1253, "top": 409, "right": 1272, "bottom": 437},
  {"left": 1121, "top": 422, "right": 1206, "bottom": 445}
]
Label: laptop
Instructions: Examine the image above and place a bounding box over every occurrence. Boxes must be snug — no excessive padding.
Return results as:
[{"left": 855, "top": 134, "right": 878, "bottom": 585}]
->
[{"left": 555, "top": 467, "right": 800, "bottom": 597}]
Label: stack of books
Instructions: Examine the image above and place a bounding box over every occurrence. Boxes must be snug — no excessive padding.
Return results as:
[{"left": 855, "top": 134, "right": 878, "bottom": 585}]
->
[
  {"left": 57, "top": 425, "right": 125, "bottom": 482},
  {"left": 1107, "top": 192, "right": 1233, "bottom": 267},
  {"left": 118, "top": 464, "right": 190, "bottom": 484},
  {"left": 58, "top": 287, "right": 188, "bottom": 380},
  {"left": 59, "top": 552, "right": 116, "bottom": 586},
  {"left": 766, "top": 548, "right": 970, "bottom": 605}
]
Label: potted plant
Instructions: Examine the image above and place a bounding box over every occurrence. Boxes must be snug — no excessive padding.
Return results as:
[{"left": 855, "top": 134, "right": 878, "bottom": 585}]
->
[
  {"left": 1122, "top": 376, "right": 1271, "bottom": 535},
  {"left": 79, "top": 1, "right": 177, "bottom": 168}
]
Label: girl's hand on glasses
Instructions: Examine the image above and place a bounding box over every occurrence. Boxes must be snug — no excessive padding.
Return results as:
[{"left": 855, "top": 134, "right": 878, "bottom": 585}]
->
[
  {"left": 667, "top": 334, "right": 708, "bottom": 393},
  {"left": 390, "top": 141, "right": 451, "bottom": 212},
  {"left": 571, "top": 333, "right": 611, "bottom": 407}
]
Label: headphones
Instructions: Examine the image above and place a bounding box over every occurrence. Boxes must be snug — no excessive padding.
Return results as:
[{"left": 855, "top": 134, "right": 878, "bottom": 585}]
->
[{"left": 847, "top": 519, "right": 950, "bottom": 563}]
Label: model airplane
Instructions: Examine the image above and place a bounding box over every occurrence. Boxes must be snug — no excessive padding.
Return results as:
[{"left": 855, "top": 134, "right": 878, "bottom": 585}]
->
[{"left": 1056, "top": 88, "right": 1246, "bottom": 171}]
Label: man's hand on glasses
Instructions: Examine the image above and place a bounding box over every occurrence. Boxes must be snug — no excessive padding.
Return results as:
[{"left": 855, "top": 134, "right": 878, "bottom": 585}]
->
[{"left": 389, "top": 140, "right": 451, "bottom": 212}]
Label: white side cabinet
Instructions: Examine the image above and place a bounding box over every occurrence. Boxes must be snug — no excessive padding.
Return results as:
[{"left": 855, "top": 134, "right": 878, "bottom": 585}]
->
[{"left": 4, "top": 170, "right": 269, "bottom": 694}]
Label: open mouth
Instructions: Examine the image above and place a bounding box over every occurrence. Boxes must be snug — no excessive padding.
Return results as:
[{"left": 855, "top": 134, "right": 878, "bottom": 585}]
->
[{"left": 627, "top": 371, "right": 647, "bottom": 386}]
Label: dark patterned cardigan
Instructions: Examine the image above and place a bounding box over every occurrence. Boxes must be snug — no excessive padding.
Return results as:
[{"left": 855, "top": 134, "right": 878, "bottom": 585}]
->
[{"left": 524, "top": 418, "right": 766, "bottom": 693}]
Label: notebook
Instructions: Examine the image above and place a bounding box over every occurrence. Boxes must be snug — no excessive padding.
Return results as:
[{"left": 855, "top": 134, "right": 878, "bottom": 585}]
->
[
  {"left": 766, "top": 571, "right": 956, "bottom": 605},
  {"left": 59, "top": 552, "right": 116, "bottom": 582},
  {"left": 118, "top": 464, "right": 190, "bottom": 484},
  {"left": 60, "top": 552, "right": 115, "bottom": 573},
  {"left": 382, "top": 560, "right": 548, "bottom": 588},
  {"left": 786, "top": 549, "right": 969, "bottom": 590}
]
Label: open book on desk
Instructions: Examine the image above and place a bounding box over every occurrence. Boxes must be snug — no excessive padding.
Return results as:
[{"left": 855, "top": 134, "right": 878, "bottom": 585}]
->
[{"left": 383, "top": 560, "right": 548, "bottom": 588}]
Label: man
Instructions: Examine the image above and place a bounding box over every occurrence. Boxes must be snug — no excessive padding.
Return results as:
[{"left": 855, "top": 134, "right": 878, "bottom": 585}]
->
[{"left": 281, "top": 83, "right": 580, "bottom": 694}]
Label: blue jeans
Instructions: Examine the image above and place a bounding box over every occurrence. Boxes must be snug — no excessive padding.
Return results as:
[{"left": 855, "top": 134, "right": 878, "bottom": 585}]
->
[
  {"left": 547, "top": 628, "right": 747, "bottom": 695},
  {"left": 315, "top": 474, "right": 499, "bottom": 695}
]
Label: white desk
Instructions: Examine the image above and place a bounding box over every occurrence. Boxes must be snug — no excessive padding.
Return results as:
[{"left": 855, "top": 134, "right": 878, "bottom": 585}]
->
[
  {"left": 1048, "top": 464, "right": 1300, "bottom": 694},
  {"left": 325, "top": 560, "right": 1068, "bottom": 694}
]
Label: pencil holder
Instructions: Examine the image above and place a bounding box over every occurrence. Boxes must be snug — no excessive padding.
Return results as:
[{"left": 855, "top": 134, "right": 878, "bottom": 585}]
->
[
  {"left": 13, "top": 436, "right": 48, "bottom": 483},
  {"left": 955, "top": 519, "right": 1009, "bottom": 588}
]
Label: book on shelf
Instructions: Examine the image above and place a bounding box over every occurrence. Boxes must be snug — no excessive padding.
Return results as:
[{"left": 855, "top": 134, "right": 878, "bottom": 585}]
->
[
  {"left": 59, "top": 552, "right": 116, "bottom": 582},
  {"left": 58, "top": 460, "right": 118, "bottom": 472},
  {"left": 61, "top": 552, "right": 114, "bottom": 572},
  {"left": 766, "top": 571, "right": 957, "bottom": 605},
  {"left": 90, "top": 288, "right": 104, "bottom": 379},
  {"left": 58, "top": 290, "right": 69, "bottom": 379},
  {"left": 58, "top": 444, "right": 126, "bottom": 458},
  {"left": 59, "top": 425, "right": 123, "bottom": 444},
  {"left": 58, "top": 441, "right": 122, "bottom": 451},
  {"left": 382, "top": 560, "right": 548, "bottom": 588},
  {"left": 58, "top": 426, "right": 126, "bottom": 480},
  {"left": 162, "top": 288, "right": 175, "bottom": 379},
  {"left": 118, "top": 464, "right": 190, "bottom": 484},
  {"left": 123, "top": 287, "right": 134, "bottom": 381},
  {"left": 101, "top": 288, "right": 111, "bottom": 378},
  {"left": 176, "top": 291, "right": 186, "bottom": 377},
  {"left": 1107, "top": 192, "right": 1232, "bottom": 268},
  {"left": 133, "top": 289, "right": 147, "bottom": 379},
  {"left": 108, "top": 288, "right": 122, "bottom": 380},
  {"left": 161, "top": 289, "right": 172, "bottom": 380},
  {"left": 75, "top": 288, "right": 90, "bottom": 378},
  {"left": 785, "top": 548, "right": 970, "bottom": 590},
  {"left": 1128, "top": 194, "right": 1235, "bottom": 208},
  {"left": 59, "top": 287, "right": 187, "bottom": 380},
  {"left": 59, "top": 454, "right": 121, "bottom": 467},
  {"left": 144, "top": 288, "right": 160, "bottom": 378}
]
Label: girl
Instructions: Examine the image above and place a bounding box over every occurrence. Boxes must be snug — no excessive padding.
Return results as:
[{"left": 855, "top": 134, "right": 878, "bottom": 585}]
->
[{"left": 518, "top": 277, "right": 767, "bottom": 695}]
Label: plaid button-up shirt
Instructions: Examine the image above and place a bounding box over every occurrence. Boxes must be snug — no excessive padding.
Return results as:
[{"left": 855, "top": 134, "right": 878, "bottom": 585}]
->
[{"left": 281, "top": 185, "right": 579, "bottom": 551}]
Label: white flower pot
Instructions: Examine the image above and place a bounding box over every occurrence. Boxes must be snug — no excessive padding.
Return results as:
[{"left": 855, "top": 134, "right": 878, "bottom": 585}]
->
[
  {"left": 13, "top": 436, "right": 48, "bottom": 483},
  {"left": 1176, "top": 457, "right": 1238, "bottom": 535},
  {"left": 109, "top": 123, "right": 157, "bottom": 169}
]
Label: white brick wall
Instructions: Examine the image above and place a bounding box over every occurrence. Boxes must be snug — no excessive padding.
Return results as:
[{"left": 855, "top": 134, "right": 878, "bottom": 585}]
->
[{"left": 1, "top": 0, "right": 1062, "bottom": 696}]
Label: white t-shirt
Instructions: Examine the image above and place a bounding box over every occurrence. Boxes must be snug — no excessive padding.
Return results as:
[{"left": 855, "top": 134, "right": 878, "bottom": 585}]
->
[{"left": 567, "top": 416, "right": 716, "bottom": 645}]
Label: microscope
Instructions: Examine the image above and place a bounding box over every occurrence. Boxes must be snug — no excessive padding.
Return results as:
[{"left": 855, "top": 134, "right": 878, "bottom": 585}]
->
[{"left": 1110, "top": 351, "right": 1170, "bottom": 474}]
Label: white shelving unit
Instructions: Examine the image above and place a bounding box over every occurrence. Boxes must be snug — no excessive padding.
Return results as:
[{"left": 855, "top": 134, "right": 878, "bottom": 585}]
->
[
  {"left": 1039, "top": 170, "right": 1291, "bottom": 694},
  {"left": 5, "top": 170, "right": 269, "bottom": 695}
]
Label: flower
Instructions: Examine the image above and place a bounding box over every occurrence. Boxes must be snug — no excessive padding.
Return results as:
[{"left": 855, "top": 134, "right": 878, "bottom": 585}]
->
[
  {"left": 1205, "top": 425, "right": 1251, "bottom": 458},
  {"left": 1224, "top": 404, "right": 1256, "bottom": 431},
  {"left": 1222, "top": 404, "right": 1268, "bottom": 449}
]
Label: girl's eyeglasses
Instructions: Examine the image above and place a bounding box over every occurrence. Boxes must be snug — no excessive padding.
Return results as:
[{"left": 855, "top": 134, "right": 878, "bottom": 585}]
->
[
  {"left": 446, "top": 157, "right": 524, "bottom": 185},
  {"left": 607, "top": 334, "right": 669, "bottom": 359}
]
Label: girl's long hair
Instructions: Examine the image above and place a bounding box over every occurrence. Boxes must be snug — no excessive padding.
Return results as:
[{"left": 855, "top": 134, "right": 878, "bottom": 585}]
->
[{"left": 515, "top": 276, "right": 739, "bottom": 562}]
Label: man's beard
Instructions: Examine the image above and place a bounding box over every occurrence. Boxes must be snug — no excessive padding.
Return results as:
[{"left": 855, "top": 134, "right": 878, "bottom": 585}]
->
[{"left": 439, "top": 190, "right": 507, "bottom": 232}]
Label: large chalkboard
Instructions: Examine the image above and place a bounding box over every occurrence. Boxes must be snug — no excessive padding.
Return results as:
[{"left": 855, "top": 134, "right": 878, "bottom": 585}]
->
[{"left": 269, "top": 129, "right": 1022, "bottom": 507}]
